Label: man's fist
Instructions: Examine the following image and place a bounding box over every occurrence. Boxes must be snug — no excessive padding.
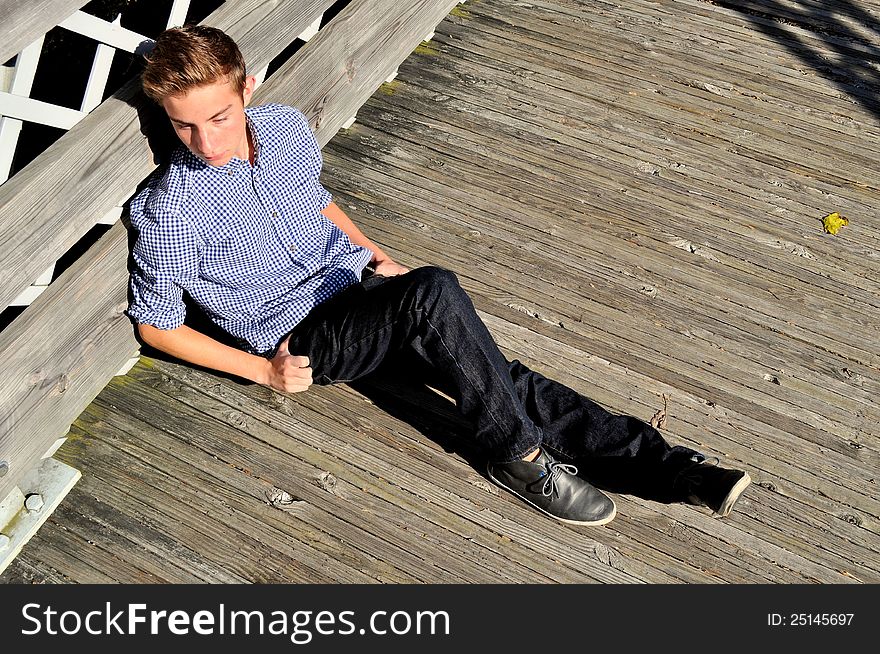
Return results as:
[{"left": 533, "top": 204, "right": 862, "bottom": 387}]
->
[
  {"left": 373, "top": 259, "right": 409, "bottom": 277},
  {"left": 265, "top": 337, "right": 313, "bottom": 393}
]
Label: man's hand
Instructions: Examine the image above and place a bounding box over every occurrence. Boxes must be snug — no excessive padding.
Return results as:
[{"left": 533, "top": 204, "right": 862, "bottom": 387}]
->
[
  {"left": 373, "top": 259, "right": 409, "bottom": 277},
  {"left": 265, "top": 336, "right": 313, "bottom": 393}
]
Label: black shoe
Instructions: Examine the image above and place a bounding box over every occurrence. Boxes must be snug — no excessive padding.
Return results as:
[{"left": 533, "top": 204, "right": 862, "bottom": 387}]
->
[
  {"left": 676, "top": 456, "right": 751, "bottom": 517},
  {"left": 487, "top": 448, "right": 617, "bottom": 526}
]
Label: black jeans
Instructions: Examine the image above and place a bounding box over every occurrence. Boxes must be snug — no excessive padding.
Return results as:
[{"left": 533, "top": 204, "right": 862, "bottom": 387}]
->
[{"left": 275, "top": 266, "right": 700, "bottom": 496}]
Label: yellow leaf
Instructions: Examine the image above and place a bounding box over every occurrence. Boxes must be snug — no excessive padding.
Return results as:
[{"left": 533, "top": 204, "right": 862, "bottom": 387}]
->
[{"left": 821, "top": 212, "right": 849, "bottom": 235}]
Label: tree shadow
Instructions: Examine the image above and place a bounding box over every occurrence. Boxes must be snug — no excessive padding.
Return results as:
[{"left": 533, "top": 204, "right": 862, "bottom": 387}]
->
[{"left": 712, "top": 0, "right": 880, "bottom": 122}]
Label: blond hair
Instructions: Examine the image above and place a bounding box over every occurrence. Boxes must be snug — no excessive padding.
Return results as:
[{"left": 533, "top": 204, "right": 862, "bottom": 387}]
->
[{"left": 141, "top": 25, "right": 246, "bottom": 102}]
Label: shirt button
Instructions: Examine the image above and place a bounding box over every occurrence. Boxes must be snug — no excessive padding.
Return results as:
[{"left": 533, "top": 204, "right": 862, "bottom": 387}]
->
[
  {"left": 289, "top": 243, "right": 297, "bottom": 252},
  {"left": 227, "top": 170, "right": 234, "bottom": 177},
  {"left": 272, "top": 211, "right": 278, "bottom": 218}
]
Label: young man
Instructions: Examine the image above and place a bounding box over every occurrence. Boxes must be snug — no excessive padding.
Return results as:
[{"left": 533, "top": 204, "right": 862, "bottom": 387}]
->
[{"left": 128, "top": 25, "right": 751, "bottom": 527}]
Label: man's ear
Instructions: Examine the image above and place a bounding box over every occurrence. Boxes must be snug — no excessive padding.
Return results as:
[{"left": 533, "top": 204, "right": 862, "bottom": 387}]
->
[{"left": 242, "top": 75, "right": 257, "bottom": 106}]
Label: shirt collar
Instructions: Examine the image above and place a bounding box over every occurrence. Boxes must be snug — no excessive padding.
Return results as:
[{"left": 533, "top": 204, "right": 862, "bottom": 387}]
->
[{"left": 180, "top": 106, "right": 264, "bottom": 175}]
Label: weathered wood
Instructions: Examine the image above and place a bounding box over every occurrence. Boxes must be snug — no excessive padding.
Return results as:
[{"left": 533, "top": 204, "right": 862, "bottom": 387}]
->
[
  {"left": 0, "top": 219, "right": 138, "bottom": 504},
  {"left": 119, "top": 362, "right": 638, "bottom": 582},
  {"left": 0, "top": 0, "right": 87, "bottom": 65},
  {"left": 254, "top": 0, "right": 463, "bottom": 143},
  {"left": 321, "top": 130, "right": 880, "bottom": 462},
  {"left": 65, "top": 411, "right": 383, "bottom": 583},
  {"left": 6, "top": 0, "right": 880, "bottom": 585}
]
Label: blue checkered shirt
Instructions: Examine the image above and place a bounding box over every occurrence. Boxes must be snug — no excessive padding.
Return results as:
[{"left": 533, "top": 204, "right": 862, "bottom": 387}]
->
[{"left": 127, "top": 103, "right": 373, "bottom": 355}]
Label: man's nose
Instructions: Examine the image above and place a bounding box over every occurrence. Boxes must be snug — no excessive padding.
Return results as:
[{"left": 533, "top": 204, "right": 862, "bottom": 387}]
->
[{"left": 194, "top": 127, "right": 212, "bottom": 153}]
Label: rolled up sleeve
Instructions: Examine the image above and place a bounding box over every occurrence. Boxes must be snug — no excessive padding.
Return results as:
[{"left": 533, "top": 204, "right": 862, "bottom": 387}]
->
[{"left": 127, "top": 208, "right": 199, "bottom": 330}]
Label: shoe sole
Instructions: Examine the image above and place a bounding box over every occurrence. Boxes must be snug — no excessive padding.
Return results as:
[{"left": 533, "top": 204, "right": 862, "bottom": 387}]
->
[
  {"left": 486, "top": 467, "right": 617, "bottom": 526},
  {"left": 715, "top": 472, "right": 752, "bottom": 518}
]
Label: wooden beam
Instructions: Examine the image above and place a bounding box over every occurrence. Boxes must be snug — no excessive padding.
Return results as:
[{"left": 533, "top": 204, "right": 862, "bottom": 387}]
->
[
  {"left": 0, "top": 0, "right": 336, "bottom": 314},
  {"left": 0, "top": 1, "right": 88, "bottom": 66},
  {"left": 255, "top": 0, "right": 462, "bottom": 147},
  {"left": 0, "top": 0, "right": 337, "bottom": 501}
]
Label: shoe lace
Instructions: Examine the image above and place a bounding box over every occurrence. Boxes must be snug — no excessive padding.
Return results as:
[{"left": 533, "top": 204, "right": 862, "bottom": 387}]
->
[{"left": 540, "top": 461, "right": 578, "bottom": 498}]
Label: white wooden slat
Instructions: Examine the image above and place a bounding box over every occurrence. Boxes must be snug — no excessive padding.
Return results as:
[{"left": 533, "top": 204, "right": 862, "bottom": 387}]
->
[
  {"left": 298, "top": 16, "right": 323, "bottom": 41},
  {"left": 9, "top": 284, "right": 47, "bottom": 306},
  {"left": 0, "top": 1, "right": 88, "bottom": 66},
  {"left": 97, "top": 206, "right": 123, "bottom": 225},
  {"left": 115, "top": 356, "right": 141, "bottom": 377},
  {"left": 0, "top": 91, "right": 85, "bottom": 130},
  {"left": 254, "top": 65, "right": 269, "bottom": 89},
  {"left": 0, "top": 37, "right": 44, "bottom": 183},
  {"left": 80, "top": 41, "right": 116, "bottom": 113},
  {"left": 33, "top": 264, "right": 54, "bottom": 287},
  {"left": 0, "top": 66, "right": 12, "bottom": 92},
  {"left": 0, "top": 119, "right": 21, "bottom": 182},
  {"left": 10, "top": 259, "right": 55, "bottom": 305},
  {"left": 80, "top": 21, "right": 118, "bottom": 113},
  {"left": 8, "top": 38, "right": 44, "bottom": 96},
  {"left": 59, "top": 10, "right": 147, "bottom": 54},
  {"left": 166, "top": 0, "right": 192, "bottom": 29}
]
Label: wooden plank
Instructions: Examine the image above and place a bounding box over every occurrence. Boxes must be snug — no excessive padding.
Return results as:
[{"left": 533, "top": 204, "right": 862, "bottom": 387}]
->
[
  {"left": 0, "top": 0, "right": 87, "bottom": 66},
  {"left": 332, "top": 104, "right": 880, "bottom": 435},
  {"left": 0, "top": 0, "right": 337, "bottom": 502},
  {"left": 433, "top": 5, "right": 880, "bottom": 234},
  {"left": 117, "top": 363, "right": 636, "bottom": 582},
  {"left": 0, "top": 555, "right": 71, "bottom": 584},
  {"left": 316, "top": 129, "right": 880, "bottom": 510},
  {"left": 709, "top": 0, "right": 880, "bottom": 43},
  {"left": 64, "top": 412, "right": 384, "bottom": 583},
  {"left": 131, "top": 358, "right": 745, "bottom": 583},
  {"left": 0, "top": 0, "right": 337, "bottom": 313},
  {"left": 27, "top": 490, "right": 211, "bottom": 583},
  {"left": 0, "top": 220, "right": 140, "bottom": 503},
  {"left": 333, "top": 45, "right": 880, "bottom": 356},
  {"left": 355, "top": 80, "right": 880, "bottom": 332},
  {"left": 321, "top": 126, "right": 880, "bottom": 461},
  {"left": 253, "top": 0, "right": 462, "bottom": 143}
]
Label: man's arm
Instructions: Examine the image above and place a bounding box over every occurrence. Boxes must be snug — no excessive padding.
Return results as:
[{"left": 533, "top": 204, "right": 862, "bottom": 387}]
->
[
  {"left": 321, "top": 201, "right": 409, "bottom": 276},
  {"left": 138, "top": 323, "right": 312, "bottom": 393}
]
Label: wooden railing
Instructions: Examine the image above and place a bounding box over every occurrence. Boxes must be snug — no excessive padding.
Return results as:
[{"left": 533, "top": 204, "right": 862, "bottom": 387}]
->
[{"left": 0, "top": 0, "right": 463, "bottom": 568}]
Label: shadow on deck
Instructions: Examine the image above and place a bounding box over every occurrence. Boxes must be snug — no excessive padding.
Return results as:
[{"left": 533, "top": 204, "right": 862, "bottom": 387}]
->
[{"left": 3, "top": 0, "right": 879, "bottom": 584}]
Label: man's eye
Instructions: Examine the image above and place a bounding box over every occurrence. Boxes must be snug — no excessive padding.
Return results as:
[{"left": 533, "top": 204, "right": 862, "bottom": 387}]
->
[{"left": 214, "top": 117, "right": 227, "bottom": 123}]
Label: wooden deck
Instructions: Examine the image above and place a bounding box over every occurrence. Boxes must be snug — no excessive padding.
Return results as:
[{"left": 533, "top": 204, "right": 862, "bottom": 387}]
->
[{"left": 3, "top": 0, "right": 879, "bottom": 584}]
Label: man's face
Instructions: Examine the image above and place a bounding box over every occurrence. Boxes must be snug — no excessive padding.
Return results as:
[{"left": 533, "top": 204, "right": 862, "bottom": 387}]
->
[{"left": 162, "top": 75, "right": 255, "bottom": 166}]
